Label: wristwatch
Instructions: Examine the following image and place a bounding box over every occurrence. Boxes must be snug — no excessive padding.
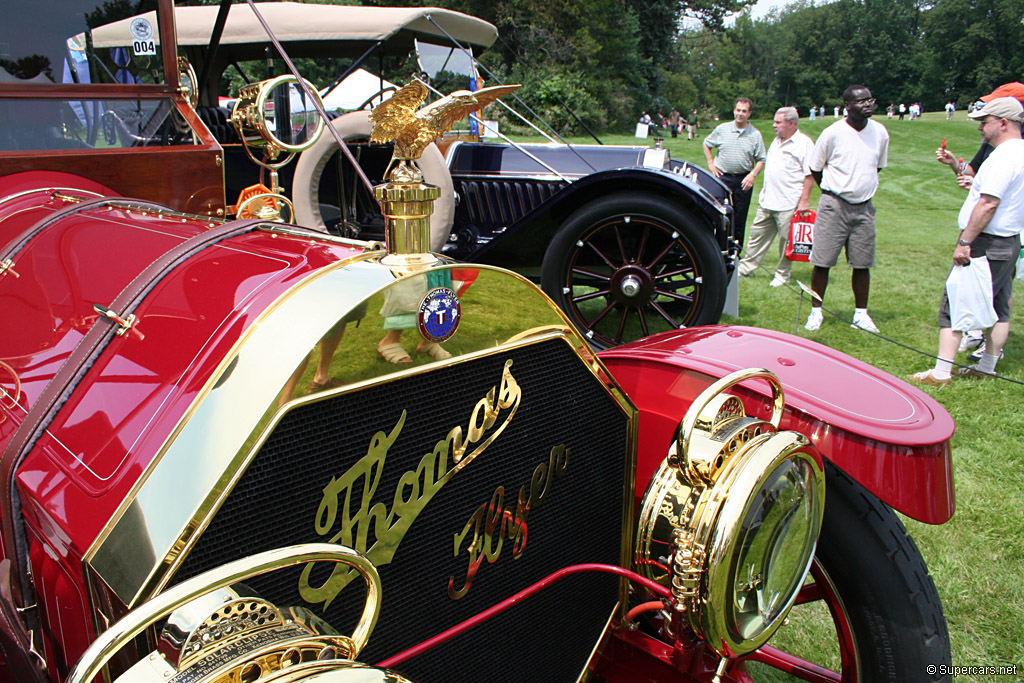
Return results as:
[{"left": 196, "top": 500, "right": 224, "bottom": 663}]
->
[{"left": 957, "top": 238, "right": 972, "bottom": 246}]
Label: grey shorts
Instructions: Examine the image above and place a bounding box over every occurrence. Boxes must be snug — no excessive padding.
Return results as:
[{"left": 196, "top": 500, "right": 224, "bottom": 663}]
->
[
  {"left": 938, "top": 233, "right": 1021, "bottom": 327},
  {"left": 809, "top": 193, "right": 876, "bottom": 268}
]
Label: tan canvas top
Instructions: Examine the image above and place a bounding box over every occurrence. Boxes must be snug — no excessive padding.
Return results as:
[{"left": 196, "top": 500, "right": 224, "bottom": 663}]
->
[{"left": 91, "top": 2, "right": 498, "bottom": 50}]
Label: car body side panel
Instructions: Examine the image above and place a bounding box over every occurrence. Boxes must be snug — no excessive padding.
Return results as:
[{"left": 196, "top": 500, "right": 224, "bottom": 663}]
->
[{"left": 0, "top": 145, "right": 224, "bottom": 217}]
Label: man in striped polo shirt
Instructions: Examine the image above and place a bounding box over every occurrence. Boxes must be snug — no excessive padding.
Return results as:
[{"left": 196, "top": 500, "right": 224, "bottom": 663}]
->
[{"left": 703, "top": 97, "right": 767, "bottom": 246}]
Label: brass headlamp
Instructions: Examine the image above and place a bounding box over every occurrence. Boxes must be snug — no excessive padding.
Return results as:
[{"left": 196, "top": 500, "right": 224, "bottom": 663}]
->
[{"left": 635, "top": 369, "right": 825, "bottom": 658}]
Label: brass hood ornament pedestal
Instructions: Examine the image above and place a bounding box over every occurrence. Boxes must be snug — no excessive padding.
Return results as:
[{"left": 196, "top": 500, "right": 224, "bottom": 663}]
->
[{"left": 369, "top": 80, "right": 519, "bottom": 267}]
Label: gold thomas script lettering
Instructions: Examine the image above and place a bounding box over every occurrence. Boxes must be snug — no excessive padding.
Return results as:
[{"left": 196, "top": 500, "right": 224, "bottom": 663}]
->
[
  {"left": 448, "top": 444, "right": 569, "bottom": 599},
  {"left": 299, "top": 360, "right": 521, "bottom": 608}
]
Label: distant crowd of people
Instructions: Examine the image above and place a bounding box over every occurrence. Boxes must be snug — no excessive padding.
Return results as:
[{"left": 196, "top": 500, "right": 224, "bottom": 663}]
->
[
  {"left": 639, "top": 107, "right": 701, "bottom": 140},
  {"left": 647, "top": 98, "right": 979, "bottom": 134},
  {"left": 886, "top": 102, "right": 924, "bottom": 120}
]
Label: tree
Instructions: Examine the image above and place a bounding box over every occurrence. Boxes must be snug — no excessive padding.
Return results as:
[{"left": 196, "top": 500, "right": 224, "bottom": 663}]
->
[
  {"left": 919, "top": 0, "right": 1024, "bottom": 107},
  {"left": 391, "top": 0, "right": 759, "bottom": 131}
]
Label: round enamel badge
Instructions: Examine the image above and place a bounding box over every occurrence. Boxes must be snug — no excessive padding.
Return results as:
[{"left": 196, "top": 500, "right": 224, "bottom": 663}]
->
[
  {"left": 129, "top": 17, "right": 154, "bottom": 41},
  {"left": 418, "top": 287, "right": 461, "bottom": 342}
]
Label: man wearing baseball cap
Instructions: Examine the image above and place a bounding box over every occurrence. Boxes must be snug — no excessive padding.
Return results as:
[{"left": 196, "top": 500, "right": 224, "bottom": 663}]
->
[{"left": 910, "top": 97, "right": 1024, "bottom": 385}]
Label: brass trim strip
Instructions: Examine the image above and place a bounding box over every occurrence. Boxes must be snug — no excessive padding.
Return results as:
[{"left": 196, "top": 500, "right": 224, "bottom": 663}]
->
[
  {"left": 85, "top": 251, "right": 386, "bottom": 593},
  {"left": 261, "top": 224, "right": 383, "bottom": 251},
  {"left": 577, "top": 603, "right": 621, "bottom": 683},
  {"left": 0, "top": 187, "right": 104, "bottom": 208}
]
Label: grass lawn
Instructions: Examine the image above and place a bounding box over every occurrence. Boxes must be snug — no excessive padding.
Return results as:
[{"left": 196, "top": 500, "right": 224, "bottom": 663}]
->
[{"left": 521, "top": 113, "right": 1024, "bottom": 678}]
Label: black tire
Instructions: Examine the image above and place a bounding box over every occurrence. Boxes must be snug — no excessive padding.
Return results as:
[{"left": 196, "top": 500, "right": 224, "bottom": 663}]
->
[
  {"left": 541, "top": 193, "right": 726, "bottom": 349},
  {"left": 740, "top": 461, "right": 951, "bottom": 682}
]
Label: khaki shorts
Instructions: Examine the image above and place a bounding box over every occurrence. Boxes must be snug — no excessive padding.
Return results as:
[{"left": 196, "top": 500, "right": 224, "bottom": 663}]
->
[{"left": 809, "top": 193, "right": 876, "bottom": 268}]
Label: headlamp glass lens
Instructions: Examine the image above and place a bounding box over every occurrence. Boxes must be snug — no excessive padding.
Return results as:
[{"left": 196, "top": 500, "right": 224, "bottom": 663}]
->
[{"left": 731, "top": 457, "right": 819, "bottom": 640}]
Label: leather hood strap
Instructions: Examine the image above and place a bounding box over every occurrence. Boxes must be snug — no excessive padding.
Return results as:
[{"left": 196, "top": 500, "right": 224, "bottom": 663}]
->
[{"left": 0, "top": 215, "right": 271, "bottom": 677}]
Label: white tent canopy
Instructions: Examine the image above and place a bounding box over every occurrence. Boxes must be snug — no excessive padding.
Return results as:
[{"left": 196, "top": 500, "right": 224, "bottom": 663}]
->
[
  {"left": 0, "top": 66, "right": 52, "bottom": 84},
  {"left": 320, "top": 69, "right": 395, "bottom": 111}
]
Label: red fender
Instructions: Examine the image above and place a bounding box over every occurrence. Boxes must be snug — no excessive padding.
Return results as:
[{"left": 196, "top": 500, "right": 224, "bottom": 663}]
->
[{"left": 599, "top": 326, "right": 955, "bottom": 524}]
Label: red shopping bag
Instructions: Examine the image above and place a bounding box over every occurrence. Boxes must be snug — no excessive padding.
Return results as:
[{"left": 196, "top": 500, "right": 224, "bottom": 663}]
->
[{"left": 786, "top": 210, "right": 815, "bottom": 261}]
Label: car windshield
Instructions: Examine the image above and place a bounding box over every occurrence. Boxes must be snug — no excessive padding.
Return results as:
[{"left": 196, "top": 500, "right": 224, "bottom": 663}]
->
[
  {"left": 1, "top": 0, "right": 167, "bottom": 87},
  {"left": 416, "top": 40, "right": 478, "bottom": 94}
]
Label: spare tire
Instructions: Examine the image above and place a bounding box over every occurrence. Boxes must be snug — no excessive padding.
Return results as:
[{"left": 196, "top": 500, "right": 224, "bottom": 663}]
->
[{"left": 292, "top": 110, "right": 455, "bottom": 253}]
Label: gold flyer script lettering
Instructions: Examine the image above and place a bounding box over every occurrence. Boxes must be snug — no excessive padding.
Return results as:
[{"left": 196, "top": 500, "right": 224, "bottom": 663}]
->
[
  {"left": 299, "top": 360, "right": 521, "bottom": 608},
  {"left": 448, "top": 444, "right": 569, "bottom": 599}
]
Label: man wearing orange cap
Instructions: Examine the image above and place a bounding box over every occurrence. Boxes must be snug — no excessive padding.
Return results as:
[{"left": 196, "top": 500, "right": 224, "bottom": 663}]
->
[
  {"left": 937, "top": 82, "right": 1024, "bottom": 183},
  {"left": 935, "top": 82, "right": 1024, "bottom": 358},
  {"left": 911, "top": 97, "right": 1024, "bottom": 385}
]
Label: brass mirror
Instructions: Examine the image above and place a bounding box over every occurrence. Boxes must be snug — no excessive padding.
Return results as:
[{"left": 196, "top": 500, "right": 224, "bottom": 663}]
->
[
  {"left": 230, "top": 75, "right": 326, "bottom": 221},
  {"left": 177, "top": 56, "right": 199, "bottom": 109},
  {"left": 232, "top": 75, "right": 325, "bottom": 156}
]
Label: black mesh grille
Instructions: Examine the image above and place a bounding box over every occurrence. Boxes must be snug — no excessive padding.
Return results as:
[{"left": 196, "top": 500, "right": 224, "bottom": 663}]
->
[{"left": 176, "top": 338, "right": 631, "bottom": 682}]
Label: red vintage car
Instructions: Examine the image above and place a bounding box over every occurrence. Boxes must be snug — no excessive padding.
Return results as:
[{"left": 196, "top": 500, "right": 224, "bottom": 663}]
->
[{"left": 0, "top": 2, "right": 952, "bottom": 683}]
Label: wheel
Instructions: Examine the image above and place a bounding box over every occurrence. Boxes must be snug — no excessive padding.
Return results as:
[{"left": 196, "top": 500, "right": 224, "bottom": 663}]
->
[
  {"left": 292, "top": 110, "right": 454, "bottom": 252},
  {"left": 541, "top": 193, "right": 726, "bottom": 349},
  {"left": 734, "top": 461, "right": 951, "bottom": 682}
]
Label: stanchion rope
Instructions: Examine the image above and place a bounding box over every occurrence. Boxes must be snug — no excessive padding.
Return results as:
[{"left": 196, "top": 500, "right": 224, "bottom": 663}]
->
[{"left": 737, "top": 251, "right": 1024, "bottom": 387}]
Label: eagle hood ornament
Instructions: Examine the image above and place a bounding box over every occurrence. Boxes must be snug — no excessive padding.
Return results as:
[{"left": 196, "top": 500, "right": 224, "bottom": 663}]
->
[{"left": 370, "top": 80, "right": 520, "bottom": 183}]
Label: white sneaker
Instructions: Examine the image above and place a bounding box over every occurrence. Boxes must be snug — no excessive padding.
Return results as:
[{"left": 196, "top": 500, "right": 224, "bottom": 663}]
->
[
  {"left": 967, "top": 343, "right": 1004, "bottom": 363},
  {"left": 851, "top": 311, "right": 879, "bottom": 333},
  {"left": 805, "top": 310, "right": 823, "bottom": 331},
  {"left": 958, "top": 331, "right": 984, "bottom": 353},
  {"left": 769, "top": 277, "right": 786, "bottom": 288}
]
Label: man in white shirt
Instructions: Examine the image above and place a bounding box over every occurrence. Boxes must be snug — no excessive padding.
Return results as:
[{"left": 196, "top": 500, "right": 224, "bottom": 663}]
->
[
  {"left": 798, "top": 84, "right": 889, "bottom": 332},
  {"left": 738, "top": 107, "right": 815, "bottom": 286},
  {"left": 909, "top": 97, "right": 1024, "bottom": 385}
]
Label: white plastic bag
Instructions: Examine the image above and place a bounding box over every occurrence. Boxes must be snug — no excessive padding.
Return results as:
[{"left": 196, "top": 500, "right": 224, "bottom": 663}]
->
[
  {"left": 1016, "top": 248, "right": 1023, "bottom": 281},
  {"left": 946, "top": 256, "right": 997, "bottom": 331}
]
